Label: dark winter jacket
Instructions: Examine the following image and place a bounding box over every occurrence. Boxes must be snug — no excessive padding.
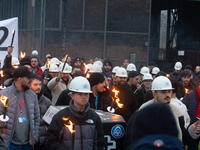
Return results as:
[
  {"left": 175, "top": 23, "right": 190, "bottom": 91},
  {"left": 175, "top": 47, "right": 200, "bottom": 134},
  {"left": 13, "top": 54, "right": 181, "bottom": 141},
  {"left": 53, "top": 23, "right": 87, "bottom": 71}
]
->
[
  {"left": 37, "top": 93, "right": 52, "bottom": 145},
  {"left": 89, "top": 87, "right": 112, "bottom": 111},
  {"left": 55, "top": 89, "right": 71, "bottom": 106},
  {"left": 176, "top": 80, "right": 196, "bottom": 99},
  {"left": 114, "top": 84, "right": 138, "bottom": 122},
  {"left": 2, "top": 55, "right": 14, "bottom": 79},
  {"left": 144, "top": 90, "right": 154, "bottom": 103},
  {"left": 182, "top": 89, "right": 199, "bottom": 125},
  {"left": 46, "top": 100, "right": 105, "bottom": 150},
  {"left": 170, "top": 70, "right": 182, "bottom": 82},
  {"left": 130, "top": 85, "right": 144, "bottom": 108}
]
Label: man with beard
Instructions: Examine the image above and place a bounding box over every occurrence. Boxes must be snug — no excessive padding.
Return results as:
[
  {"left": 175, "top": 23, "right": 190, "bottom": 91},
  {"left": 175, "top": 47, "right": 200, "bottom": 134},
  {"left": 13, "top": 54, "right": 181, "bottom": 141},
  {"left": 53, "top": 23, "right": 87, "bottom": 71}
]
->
[
  {"left": 47, "top": 64, "right": 72, "bottom": 105},
  {"left": 127, "top": 71, "right": 144, "bottom": 107},
  {"left": 176, "top": 71, "right": 196, "bottom": 99},
  {"left": 102, "top": 59, "right": 112, "bottom": 83},
  {"left": 113, "top": 68, "right": 138, "bottom": 122},
  {"left": 30, "top": 56, "right": 43, "bottom": 76},
  {"left": 0, "top": 66, "right": 40, "bottom": 149},
  {"left": 139, "top": 76, "right": 200, "bottom": 145},
  {"left": 30, "top": 75, "right": 51, "bottom": 150}
]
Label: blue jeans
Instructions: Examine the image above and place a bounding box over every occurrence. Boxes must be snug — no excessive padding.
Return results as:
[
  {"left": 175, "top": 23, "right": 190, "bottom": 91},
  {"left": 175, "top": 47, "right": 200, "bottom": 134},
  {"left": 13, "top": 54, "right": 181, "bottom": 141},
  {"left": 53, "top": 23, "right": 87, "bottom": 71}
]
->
[{"left": 9, "top": 143, "right": 32, "bottom": 150}]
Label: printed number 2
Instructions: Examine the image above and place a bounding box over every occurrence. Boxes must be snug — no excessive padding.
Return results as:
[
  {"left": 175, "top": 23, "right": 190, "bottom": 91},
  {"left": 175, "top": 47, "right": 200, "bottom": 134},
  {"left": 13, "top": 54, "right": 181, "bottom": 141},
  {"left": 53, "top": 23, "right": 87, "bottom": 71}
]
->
[{"left": 0, "top": 27, "right": 9, "bottom": 46}]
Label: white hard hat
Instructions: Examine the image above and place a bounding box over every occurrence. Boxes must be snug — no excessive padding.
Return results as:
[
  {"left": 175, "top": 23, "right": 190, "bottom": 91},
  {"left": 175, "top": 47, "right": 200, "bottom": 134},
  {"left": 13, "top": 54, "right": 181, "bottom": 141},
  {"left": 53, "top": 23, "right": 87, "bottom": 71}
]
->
[
  {"left": 174, "top": 62, "right": 182, "bottom": 70},
  {"left": 32, "top": 50, "right": 38, "bottom": 56},
  {"left": 112, "top": 66, "right": 120, "bottom": 73},
  {"left": 140, "top": 66, "right": 149, "bottom": 75},
  {"left": 115, "top": 68, "right": 128, "bottom": 77},
  {"left": 50, "top": 57, "right": 60, "bottom": 65},
  {"left": 12, "top": 57, "right": 20, "bottom": 66},
  {"left": 87, "top": 64, "right": 93, "bottom": 70},
  {"left": 49, "top": 64, "right": 59, "bottom": 72},
  {"left": 69, "top": 76, "right": 92, "bottom": 93},
  {"left": 142, "top": 73, "right": 153, "bottom": 81},
  {"left": 152, "top": 67, "right": 160, "bottom": 75},
  {"left": 59, "top": 63, "right": 72, "bottom": 73},
  {"left": 88, "top": 64, "right": 102, "bottom": 73},
  {"left": 94, "top": 61, "right": 103, "bottom": 68},
  {"left": 151, "top": 76, "right": 174, "bottom": 91},
  {"left": 127, "top": 63, "right": 136, "bottom": 71}
]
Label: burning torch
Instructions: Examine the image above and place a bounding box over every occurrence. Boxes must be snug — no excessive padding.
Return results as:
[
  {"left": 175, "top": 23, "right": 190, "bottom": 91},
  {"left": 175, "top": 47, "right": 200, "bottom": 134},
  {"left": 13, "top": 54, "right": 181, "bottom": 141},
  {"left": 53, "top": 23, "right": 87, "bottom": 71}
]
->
[
  {"left": 83, "top": 62, "right": 90, "bottom": 78},
  {"left": 185, "top": 88, "right": 189, "bottom": 106},
  {"left": 0, "top": 95, "right": 9, "bottom": 122},
  {"left": 107, "top": 88, "right": 123, "bottom": 113},
  {"left": 0, "top": 71, "right": 4, "bottom": 88},
  {"left": 62, "top": 117, "right": 75, "bottom": 150},
  {"left": 10, "top": 30, "right": 15, "bottom": 47},
  {"left": 20, "top": 51, "right": 26, "bottom": 59},
  {"left": 62, "top": 55, "right": 68, "bottom": 72}
]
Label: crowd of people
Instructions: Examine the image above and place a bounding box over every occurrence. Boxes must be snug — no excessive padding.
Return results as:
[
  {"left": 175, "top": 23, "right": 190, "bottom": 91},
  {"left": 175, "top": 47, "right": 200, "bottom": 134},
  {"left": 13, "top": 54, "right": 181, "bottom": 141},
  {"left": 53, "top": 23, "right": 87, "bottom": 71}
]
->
[{"left": 0, "top": 47, "right": 200, "bottom": 149}]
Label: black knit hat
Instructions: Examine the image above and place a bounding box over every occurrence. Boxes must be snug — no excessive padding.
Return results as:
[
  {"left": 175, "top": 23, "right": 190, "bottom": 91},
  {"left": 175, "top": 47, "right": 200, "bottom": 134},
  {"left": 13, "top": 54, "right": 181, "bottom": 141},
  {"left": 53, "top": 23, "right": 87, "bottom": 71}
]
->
[
  {"left": 72, "top": 57, "right": 81, "bottom": 66},
  {"left": 103, "top": 59, "right": 112, "bottom": 67},
  {"left": 20, "top": 56, "right": 31, "bottom": 66},
  {"left": 88, "top": 73, "right": 105, "bottom": 87},
  {"left": 184, "top": 65, "right": 192, "bottom": 70},
  {"left": 131, "top": 103, "right": 178, "bottom": 144},
  {"left": 127, "top": 71, "right": 139, "bottom": 81}
]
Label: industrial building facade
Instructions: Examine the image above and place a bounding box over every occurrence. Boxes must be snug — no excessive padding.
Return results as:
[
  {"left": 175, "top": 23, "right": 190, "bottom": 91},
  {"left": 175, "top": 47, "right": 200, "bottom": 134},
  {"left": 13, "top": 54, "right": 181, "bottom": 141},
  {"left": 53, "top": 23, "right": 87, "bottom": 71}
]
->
[{"left": 1, "top": 0, "right": 200, "bottom": 72}]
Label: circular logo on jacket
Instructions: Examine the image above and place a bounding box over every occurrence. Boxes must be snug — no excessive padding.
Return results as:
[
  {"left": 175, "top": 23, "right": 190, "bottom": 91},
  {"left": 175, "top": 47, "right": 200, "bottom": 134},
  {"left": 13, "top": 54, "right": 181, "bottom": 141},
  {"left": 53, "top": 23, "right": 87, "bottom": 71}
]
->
[{"left": 111, "top": 124, "right": 124, "bottom": 139}]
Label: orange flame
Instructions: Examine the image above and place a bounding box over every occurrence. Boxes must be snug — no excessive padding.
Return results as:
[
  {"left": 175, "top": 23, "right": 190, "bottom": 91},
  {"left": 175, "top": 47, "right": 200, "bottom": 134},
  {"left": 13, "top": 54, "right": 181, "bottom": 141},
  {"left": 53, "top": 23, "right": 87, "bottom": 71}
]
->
[
  {"left": 0, "top": 95, "right": 8, "bottom": 107},
  {"left": 0, "top": 71, "right": 4, "bottom": 77},
  {"left": 83, "top": 62, "right": 88, "bottom": 74},
  {"left": 112, "top": 88, "right": 123, "bottom": 108},
  {"left": 166, "top": 74, "right": 170, "bottom": 77},
  {"left": 106, "top": 85, "right": 109, "bottom": 89},
  {"left": 62, "top": 117, "right": 75, "bottom": 133},
  {"left": 20, "top": 52, "right": 26, "bottom": 58},
  {"left": 13, "top": 65, "right": 19, "bottom": 69},
  {"left": 46, "top": 58, "right": 50, "bottom": 69},
  {"left": 185, "top": 88, "right": 189, "bottom": 94},
  {"left": 64, "top": 54, "right": 68, "bottom": 62}
]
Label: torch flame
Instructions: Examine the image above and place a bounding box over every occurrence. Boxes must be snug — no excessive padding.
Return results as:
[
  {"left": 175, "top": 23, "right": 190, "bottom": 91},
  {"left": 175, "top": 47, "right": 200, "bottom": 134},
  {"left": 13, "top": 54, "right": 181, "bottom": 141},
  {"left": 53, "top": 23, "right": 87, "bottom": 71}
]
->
[
  {"left": 20, "top": 52, "right": 26, "bottom": 58},
  {"left": 0, "top": 71, "right": 4, "bottom": 77},
  {"left": 112, "top": 88, "right": 123, "bottom": 108},
  {"left": 0, "top": 95, "right": 8, "bottom": 107},
  {"left": 106, "top": 85, "right": 109, "bottom": 89},
  {"left": 13, "top": 30, "right": 15, "bottom": 34},
  {"left": 83, "top": 62, "right": 88, "bottom": 74},
  {"left": 64, "top": 54, "right": 68, "bottom": 62},
  {"left": 185, "top": 88, "right": 189, "bottom": 94},
  {"left": 166, "top": 74, "right": 170, "bottom": 77},
  {"left": 62, "top": 117, "right": 75, "bottom": 133},
  {"left": 46, "top": 58, "right": 50, "bottom": 69}
]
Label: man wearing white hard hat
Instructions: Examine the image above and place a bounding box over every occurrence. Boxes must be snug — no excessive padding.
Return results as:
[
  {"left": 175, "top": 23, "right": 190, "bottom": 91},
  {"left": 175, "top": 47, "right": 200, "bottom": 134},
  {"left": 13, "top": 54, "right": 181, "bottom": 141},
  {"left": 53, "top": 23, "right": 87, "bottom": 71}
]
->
[
  {"left": 47, "top": 63, "right": 72, "bottom": 105},
  {"left": 46, "top": 76, "right": 105, "bottom": 149},
  {"left": 141, "top": 73, "right": 153, "bottom": 95},
  {"left": 170, "top": 62, "right": 183, "bottom": 82},
  {"left": 110, "top": 66, "right": 120, "bottom": 89},
  {"left": 114, "top": 68, "right": 138, "bottom": 122},
  {"left": 139, "top": 76, "right": 200, "bottom": 144}
]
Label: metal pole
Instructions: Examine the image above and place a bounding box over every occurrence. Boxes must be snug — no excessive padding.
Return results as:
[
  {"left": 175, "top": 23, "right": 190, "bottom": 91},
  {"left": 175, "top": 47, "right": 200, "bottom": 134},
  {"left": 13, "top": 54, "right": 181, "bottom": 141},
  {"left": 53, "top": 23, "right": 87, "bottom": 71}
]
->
[
  {"left": 39, "top": 0, "right": 44, "bottom": 61},
  {"left": 103, "top": 0, "right": 108, "bottom": 59},
  {"left": 32, "top": 0, "right": 36, "bottom": 51},
  {"left": 42, "top": 0, "right": 46, "bottom": 63},
  {"left": 147, "top": 0, "right": 152, "bottom": 66},
  {"left": 82, "top": 0, "right": 85, "bottom": 30}
]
